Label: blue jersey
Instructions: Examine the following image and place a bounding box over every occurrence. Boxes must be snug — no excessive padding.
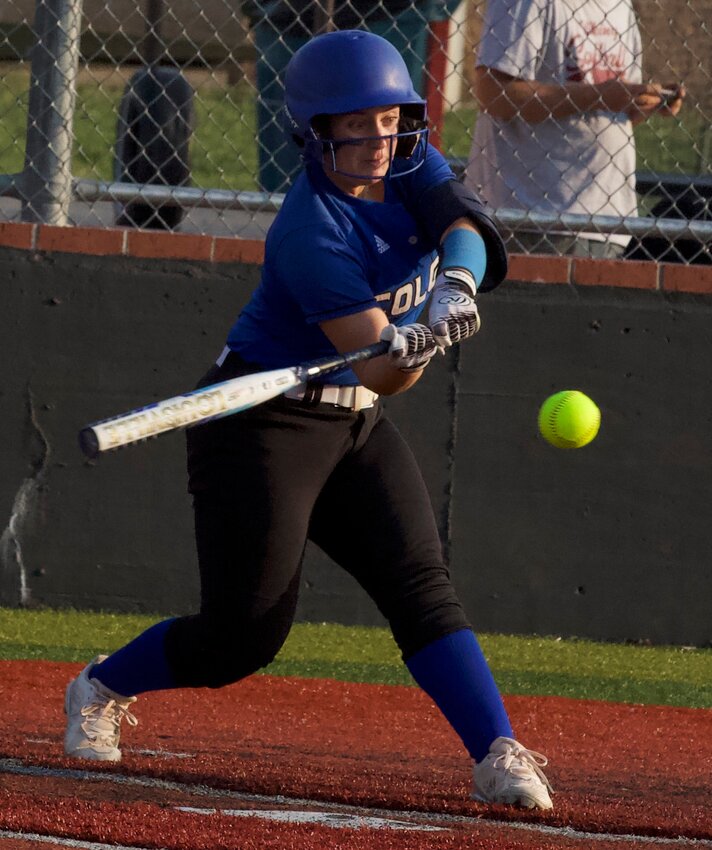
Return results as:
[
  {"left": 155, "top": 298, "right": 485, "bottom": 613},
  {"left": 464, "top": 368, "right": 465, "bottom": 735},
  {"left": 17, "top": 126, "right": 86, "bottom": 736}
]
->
[{"left": 227, "top": 145, "right": 454, "bottom": 385}]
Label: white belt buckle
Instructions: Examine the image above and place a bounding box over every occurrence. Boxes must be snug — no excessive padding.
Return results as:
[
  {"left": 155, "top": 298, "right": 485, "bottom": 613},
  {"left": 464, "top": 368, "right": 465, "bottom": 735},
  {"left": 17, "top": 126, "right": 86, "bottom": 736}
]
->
[
  {"left": 353, "top": 385, "right": 376, "bottom": 410},
  {"left": 334, "top": 385, "right": 362, "bottom": 409},
  {"left": 334, "top": 385, "right": 355, "bottom": 408},
  {"left": 284, "top": 383, "right": 376, "bottom": 410}
]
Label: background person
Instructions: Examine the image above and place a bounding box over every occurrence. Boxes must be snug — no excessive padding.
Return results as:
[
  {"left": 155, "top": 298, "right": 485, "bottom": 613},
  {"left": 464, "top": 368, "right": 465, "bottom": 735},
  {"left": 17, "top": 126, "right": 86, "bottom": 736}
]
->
[
  {"left": 465, "top": 0, "right": 685, "bottom": 258},
  {"left": 64, "top": 30, "right": 553, "bottom": 810}
]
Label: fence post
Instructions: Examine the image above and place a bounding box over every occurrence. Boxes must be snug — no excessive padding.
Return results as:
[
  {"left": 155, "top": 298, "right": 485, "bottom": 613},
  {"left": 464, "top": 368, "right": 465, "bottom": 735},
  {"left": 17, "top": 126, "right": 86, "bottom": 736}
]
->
[
  {"left": 425, "top": 19, "right": 450, "bottom": 152},
  {"left": 21, "top": 0, "right": 83, "bottom": 226}
]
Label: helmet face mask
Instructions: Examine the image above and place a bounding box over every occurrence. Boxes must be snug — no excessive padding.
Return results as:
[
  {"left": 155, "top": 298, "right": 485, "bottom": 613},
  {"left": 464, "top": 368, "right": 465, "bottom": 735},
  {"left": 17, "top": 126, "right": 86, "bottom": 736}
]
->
[
  {"left": 308, "top": 107, "right": 429, "bottom": 180},
  {"left": 284, "top": 30, "right": 429, "bottom": 180}
]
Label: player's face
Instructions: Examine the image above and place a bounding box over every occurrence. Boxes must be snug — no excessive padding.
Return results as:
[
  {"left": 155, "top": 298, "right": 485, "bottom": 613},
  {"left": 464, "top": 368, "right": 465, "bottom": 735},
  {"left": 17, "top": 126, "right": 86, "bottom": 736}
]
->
[{"left": 322, "top": 105, "right": 401, "bottom": 195}]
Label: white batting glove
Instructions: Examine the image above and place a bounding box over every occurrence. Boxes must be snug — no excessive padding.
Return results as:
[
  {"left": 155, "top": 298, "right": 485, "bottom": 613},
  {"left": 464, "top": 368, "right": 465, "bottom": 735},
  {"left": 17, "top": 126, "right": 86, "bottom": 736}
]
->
[
  {"left": 428, "top": 267, "right": 481, "bottom": 351},
  {"left": 380, "top": 323, "right": 438, "bottom": 373}
]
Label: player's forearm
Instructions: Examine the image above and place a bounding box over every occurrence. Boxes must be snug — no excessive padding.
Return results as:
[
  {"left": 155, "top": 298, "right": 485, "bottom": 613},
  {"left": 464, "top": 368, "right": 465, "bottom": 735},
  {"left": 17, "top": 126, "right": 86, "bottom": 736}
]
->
[
  {"left": 320, "top": 309, "right": 426, "bottom": 396},
  {"left": 500, "top": 81, "right": 607, "bottom": 122},
  {"left": 354, "top": 358, "right": 423, "bottom": 395},
  {"left": 441, "top": 217, "right": 480, "bottom": 241},
  {"left": 475, "top": 78, "right": 600, "bottom": 123},
  {"left": 474, "top": 68, "right": 657, "bottom": 124}
]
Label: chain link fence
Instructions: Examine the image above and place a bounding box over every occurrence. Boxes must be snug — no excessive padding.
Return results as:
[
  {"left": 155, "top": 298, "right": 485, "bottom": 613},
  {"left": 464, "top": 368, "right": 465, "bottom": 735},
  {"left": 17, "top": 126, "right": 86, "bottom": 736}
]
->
[{"left": 1, "top": 0, "right": 711, "bottom": 259}]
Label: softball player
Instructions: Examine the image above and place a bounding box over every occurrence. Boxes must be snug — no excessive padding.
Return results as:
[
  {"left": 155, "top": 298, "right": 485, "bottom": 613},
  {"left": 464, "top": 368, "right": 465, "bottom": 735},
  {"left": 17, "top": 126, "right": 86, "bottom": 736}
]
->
[{"left": 65, "top": 30, "right": 553, "bottom": 810}]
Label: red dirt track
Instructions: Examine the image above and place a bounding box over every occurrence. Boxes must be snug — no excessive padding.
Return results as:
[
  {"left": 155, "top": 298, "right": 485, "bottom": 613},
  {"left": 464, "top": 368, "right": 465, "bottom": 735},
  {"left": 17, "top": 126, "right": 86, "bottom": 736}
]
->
[{"left": 0, "top": 660, "right": 710, "bottom": 849}]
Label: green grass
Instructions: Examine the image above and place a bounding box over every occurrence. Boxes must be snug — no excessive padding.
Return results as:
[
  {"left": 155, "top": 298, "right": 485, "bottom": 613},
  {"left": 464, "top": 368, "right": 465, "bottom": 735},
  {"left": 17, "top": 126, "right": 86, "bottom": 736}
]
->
[
  {"left": 0, "top": 70, "right": 260, "bottom": 190},
  {"left": 1, "top": 67, "right": 710, "bottom": 190},
  {"left": 0, "top": 70, "right": 28, "bottom": 175},
  {"left": 442, "top": 106, "right": 477, "bottom": 160},
  {"left": 1, "top": 607, "right": 710, "bottom": 709}
]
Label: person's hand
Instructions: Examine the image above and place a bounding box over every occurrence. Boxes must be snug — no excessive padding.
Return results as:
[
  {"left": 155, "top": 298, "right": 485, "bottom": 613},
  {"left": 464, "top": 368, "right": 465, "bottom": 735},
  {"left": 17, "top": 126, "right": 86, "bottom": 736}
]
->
[
  {"left": 663, "top": 84, "right": 686, "bottom": 117},
  {"left": 380, "top": 323, "right": 438, "bottom": 372},
  {"left": 595, "top": 79, "right": 677, "bottom": 114},
  {"left": 628, "top": 83, "right": 685, "bottom": 123},
  {"left": 428, "top": 268, "right": 481, "bottom": 351},
  {"left": 596, "top": 80, "right": 686, "bottom": 124}
]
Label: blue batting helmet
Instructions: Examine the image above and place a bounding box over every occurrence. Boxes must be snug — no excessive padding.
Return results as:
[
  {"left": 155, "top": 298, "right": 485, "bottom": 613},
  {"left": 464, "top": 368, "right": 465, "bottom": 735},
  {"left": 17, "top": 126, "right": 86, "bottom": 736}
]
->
[{"left": 284, "top": 30, "right": 428, "bottom": 176}]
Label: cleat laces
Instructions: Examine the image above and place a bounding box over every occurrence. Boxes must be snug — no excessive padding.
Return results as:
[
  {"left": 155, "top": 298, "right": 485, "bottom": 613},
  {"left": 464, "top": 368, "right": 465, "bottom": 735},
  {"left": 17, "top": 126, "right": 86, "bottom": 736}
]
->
[
  {"left": 79, "top": 698, "right": 138, "bottom": 748},
  {"left": 491, "top": 738, "right": 553, "bottom": 793}
]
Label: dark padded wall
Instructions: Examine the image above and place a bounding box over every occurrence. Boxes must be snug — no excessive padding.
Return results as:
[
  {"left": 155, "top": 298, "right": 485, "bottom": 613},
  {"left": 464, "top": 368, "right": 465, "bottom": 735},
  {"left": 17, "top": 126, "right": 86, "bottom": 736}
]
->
[
  {"left": 0, "top": 247, "right": 709, "bottom": 645},
  {"left": 447, "top": 283, "right": 711, "bottom": 646}
]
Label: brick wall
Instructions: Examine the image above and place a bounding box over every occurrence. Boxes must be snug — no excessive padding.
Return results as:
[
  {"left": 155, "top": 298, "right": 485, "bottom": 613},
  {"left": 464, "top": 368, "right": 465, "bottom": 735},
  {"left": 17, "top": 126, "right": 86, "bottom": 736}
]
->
[{"left": 2, "top": 221, "right": 711, "bottom": 294}]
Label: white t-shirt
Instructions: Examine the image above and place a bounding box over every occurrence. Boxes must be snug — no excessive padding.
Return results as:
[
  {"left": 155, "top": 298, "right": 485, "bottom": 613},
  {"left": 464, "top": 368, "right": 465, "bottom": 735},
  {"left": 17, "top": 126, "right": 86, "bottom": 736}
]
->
[{"left": 465, "top": 0, "right": 642, "bottom": 245}]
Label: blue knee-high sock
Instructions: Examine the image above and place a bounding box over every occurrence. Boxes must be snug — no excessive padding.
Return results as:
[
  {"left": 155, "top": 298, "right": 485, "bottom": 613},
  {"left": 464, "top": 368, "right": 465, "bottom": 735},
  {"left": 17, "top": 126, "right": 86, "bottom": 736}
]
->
[
  {"left": 90, "top": 618, "right": 177, "bottom": 697},
  {"left": 405, "top": 629, "right": 513, "bottom": 762}
]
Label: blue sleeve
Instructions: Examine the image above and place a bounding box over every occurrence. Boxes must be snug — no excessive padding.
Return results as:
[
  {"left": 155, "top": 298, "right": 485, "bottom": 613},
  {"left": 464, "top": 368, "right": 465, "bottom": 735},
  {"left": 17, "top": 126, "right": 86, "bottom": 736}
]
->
[{"left": 273, "top": 226, "right": 378, "bottom": 324}]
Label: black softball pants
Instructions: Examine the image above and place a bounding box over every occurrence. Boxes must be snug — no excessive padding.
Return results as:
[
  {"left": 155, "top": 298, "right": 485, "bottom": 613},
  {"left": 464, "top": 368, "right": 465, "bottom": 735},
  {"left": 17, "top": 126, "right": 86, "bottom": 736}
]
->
[{"left": 164, "top": 354, "right": 470, "bottom": 688}]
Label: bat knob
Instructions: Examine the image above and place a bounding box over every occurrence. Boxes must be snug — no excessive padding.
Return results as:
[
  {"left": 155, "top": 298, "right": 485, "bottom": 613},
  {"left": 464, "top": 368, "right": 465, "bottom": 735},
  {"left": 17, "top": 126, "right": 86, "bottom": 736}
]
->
[{"left": 79, "top": 428, "right": 100, "bottom": 459}]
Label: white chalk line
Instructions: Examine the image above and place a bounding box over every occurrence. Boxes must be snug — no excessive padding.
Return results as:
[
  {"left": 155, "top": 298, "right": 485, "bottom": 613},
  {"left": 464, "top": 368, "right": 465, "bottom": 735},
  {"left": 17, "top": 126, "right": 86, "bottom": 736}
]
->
[
  {"left": 175, "top": 806, "right": 446, "bottom": 832},
  {"left": 26, "top": 740, "right": 195, "bottom": 760},
  {"left": 0, "top": 831, "right": 156, "bottom": 850},
  {"left": 1, "top": 758, "right": 710, "bottom": 847}
]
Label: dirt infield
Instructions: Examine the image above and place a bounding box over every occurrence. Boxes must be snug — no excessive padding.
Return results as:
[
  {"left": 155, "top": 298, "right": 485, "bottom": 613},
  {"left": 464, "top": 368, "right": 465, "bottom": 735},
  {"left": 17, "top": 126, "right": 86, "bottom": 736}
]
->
[{"left": 0, "top": 661, "right": 710, "bottom": 849}]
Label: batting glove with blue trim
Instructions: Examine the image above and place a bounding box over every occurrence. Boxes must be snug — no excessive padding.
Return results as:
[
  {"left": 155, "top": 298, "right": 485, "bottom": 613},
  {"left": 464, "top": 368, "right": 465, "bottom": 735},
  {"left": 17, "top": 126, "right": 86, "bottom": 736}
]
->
[{"left": 429, "top": 268, "right": 481, "bottom": 352}]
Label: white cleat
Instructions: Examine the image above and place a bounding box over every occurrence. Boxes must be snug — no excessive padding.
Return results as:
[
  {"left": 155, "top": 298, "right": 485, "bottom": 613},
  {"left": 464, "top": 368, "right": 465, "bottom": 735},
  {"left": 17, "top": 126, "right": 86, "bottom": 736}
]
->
[
  {"left": 64, "top": 655, "right": 138, "bottom": 762},
  {"left": 472, "top": 736, "right": 554, "bottom": 810}
]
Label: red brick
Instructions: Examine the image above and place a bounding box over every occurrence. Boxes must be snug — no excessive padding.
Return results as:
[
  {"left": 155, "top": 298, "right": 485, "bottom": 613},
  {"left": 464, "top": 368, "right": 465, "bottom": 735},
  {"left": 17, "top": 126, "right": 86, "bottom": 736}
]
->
[
  {"left": 661, "top": 263, "right": 712, "bottom": 294},
  {"left": 212, "top": 237, "right": 265, "bottom": 265},
  {"left": 0, "top": 221, "right": 35, "bottom": 251},
  {"left": 572, "top": 257, "right": 658, "bottom": 290},
  {"left": 127, "top": 230, "right": 212, "bottom": 261},
  {"left": 507, "top": 253, "right": 571, "bottom": 284},
  {"left": 36, "top": 225, "right": 125, "bottom": 256}
]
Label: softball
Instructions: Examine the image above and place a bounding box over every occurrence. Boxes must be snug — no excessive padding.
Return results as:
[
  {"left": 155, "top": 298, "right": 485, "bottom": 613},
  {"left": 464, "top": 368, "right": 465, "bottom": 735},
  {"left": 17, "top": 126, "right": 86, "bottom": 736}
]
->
[{"left": 538, "top": 390, "right": 600, "bottom": 449}]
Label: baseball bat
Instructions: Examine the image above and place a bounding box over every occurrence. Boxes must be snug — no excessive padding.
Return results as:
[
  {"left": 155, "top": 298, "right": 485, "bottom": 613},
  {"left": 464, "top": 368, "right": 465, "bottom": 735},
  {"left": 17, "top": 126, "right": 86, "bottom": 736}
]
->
[{"left": 79, "top": 340, "right": 390, "bottom": 458}]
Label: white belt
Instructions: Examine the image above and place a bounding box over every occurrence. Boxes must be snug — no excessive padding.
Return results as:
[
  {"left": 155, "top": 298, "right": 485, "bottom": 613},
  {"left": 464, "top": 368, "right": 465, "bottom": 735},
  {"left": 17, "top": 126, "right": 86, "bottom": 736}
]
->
[{"left": 284, "top": 383, "right": 379, "bottom": 411}]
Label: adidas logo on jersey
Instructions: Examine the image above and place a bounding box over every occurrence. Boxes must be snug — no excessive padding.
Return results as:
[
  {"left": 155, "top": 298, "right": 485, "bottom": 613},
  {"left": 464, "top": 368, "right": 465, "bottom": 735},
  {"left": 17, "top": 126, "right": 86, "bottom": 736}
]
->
[{"left": 374, "top": 235, "right": 390, "bottom": 254}]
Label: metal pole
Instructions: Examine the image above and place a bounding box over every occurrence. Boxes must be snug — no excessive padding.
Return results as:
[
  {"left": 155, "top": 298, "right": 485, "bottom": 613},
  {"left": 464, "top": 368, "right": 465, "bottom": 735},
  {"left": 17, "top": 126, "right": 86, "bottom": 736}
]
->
[
  {"left": 69, "top": 178, "right": 712, "bottom": 241},
  {"left": 311, "top": 0, "right": 335, "bottom": 35},
  {"left": 493, "top": 207, "right": 712, "bottom": 243},
  {"left": 72, "top": 178, "right": 286, "bottom": 213},
  {"left": 21, "top": 0, "right": 84, "bottom": 225}
]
